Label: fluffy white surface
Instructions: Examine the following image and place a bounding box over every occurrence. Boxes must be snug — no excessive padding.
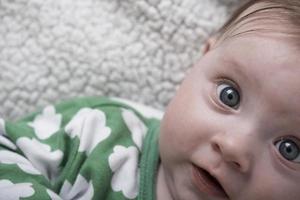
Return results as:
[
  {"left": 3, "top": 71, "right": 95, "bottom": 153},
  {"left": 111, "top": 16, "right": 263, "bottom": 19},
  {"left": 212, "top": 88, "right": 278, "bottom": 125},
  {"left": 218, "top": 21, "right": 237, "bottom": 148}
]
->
[{"left": 0, "top": 0, "right": 241, "bottom": 120}]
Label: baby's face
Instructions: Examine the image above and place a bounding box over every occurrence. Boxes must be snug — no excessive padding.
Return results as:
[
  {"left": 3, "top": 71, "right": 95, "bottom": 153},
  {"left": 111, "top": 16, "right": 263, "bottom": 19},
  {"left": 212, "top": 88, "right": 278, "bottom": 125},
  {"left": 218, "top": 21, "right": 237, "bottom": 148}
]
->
[{"left": 159, "top": 34, "right": 300, "bottom": 200}]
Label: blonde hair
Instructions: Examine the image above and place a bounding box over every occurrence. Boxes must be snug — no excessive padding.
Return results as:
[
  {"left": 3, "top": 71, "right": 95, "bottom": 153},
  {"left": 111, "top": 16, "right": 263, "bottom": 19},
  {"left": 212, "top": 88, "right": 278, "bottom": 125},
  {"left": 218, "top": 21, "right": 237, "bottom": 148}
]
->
[{"left": 216, "top": 0, "right": 300, "bottom": 44}]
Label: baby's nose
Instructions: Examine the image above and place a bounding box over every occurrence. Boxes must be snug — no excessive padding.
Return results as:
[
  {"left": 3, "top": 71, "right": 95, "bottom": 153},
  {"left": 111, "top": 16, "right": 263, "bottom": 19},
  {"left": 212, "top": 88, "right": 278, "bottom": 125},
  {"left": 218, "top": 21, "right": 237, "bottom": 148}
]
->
[{"left": 211, "top": 132, "right": 252, "bottom": 173}]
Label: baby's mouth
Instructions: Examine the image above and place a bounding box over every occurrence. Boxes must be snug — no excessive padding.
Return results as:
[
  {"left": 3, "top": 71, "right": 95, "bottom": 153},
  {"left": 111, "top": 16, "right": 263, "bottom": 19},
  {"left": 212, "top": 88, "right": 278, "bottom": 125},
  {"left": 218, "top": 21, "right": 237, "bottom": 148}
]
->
[{"left": 192, "top": 164, "right": 229, "bottom": 199}]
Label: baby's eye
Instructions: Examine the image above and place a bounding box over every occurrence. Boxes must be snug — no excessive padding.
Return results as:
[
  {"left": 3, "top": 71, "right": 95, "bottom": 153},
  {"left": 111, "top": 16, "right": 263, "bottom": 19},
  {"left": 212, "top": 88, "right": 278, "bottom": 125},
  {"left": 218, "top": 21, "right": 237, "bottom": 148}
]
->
[
  {"left": 216, "top": 83, "right": 240, "bottom": 109},
  {"left": 275, "top": 138, "right": 300, "bottom": 162}
]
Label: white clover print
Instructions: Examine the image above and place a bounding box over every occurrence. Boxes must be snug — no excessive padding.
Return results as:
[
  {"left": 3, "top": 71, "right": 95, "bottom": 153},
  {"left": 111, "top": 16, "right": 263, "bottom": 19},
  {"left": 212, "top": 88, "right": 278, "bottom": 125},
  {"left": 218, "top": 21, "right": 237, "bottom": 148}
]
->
[
  {"left": 0, "top": 136, "right": 17, "bottom": 151},
  {"left": 46, "top": 176, "right": 94, "bottom": 200},
  {"left": 0, "top": 119, "right": 16, "bottom": 150},
  {"left": 122, "top": 109, "right": 148, "bottom": 151},
  {"left": 46, "top": 189, "right": 63, "bottom": 200},
  {"left": 0, "top": 150, "right": 41, "bottom": 175},
  {"left": 109, "top": 145, "right": 139, "bottom": 199},
  {"left": 0, "top": 179, "right": 35, "bottom": 199},
  {"left": 47, "top": 174, "right": 94, "bottom": 200},
  {"left": 16, "top": 137, "right": 63, "bottom": 181},
  {"left": 28, "top": 105, "right": 62, "bottom": 140},
  {"left": 65, "top": 108, "right": 111, "bottom": 155}
]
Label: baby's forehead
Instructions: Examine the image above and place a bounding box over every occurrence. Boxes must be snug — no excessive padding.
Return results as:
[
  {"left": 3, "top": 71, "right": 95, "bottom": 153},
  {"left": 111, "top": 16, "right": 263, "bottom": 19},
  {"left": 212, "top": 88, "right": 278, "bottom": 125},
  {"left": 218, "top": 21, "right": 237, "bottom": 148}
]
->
[{"left": 220, "top": 35, "right": 300, "bottom": 80}]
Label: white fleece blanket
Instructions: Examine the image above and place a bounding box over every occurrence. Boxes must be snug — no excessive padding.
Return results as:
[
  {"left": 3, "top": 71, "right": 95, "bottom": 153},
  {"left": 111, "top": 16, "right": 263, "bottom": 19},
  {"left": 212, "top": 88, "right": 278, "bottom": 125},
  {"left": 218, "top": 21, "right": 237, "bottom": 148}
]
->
[{"left": 0, "top": 0, "right": 241, "bottom": 120}]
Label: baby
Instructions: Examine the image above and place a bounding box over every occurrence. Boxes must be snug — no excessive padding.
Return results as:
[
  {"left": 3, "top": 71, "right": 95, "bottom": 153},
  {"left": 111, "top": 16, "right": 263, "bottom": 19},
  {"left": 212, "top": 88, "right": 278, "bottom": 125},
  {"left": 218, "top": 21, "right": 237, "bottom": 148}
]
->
[{"left": 1, "top": 0, "right": 300, "bottom": 199}]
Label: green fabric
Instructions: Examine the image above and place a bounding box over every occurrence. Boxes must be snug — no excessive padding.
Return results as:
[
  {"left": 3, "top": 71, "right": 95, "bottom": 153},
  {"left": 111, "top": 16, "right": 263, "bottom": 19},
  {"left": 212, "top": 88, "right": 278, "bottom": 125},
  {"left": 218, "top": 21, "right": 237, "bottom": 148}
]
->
[
  {"left": 139, "top": 120, "right": 160, "bottom": 200},
  {"left": 0, "top": 96, "right": 160, "bottom": 200}
]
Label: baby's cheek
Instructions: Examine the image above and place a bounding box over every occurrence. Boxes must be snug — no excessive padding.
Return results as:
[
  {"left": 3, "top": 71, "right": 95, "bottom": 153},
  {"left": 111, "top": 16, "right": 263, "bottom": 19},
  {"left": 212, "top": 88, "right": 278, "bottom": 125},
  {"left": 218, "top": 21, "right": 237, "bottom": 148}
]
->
[
  {"left": 159, "top": 119, "right": 199, "bottom": 165},
  {"left": 243, "top": 159, "right": 300, "bottom": 200},
  {"left": 159, "top": 118, "right": 188, "bottom": 161}
]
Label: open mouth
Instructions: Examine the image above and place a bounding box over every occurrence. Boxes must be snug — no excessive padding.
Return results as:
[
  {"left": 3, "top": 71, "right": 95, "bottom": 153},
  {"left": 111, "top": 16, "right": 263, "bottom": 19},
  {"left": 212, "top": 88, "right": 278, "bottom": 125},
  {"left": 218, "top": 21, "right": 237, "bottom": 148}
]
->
[{"left": 192, "top": 164, "right": 229, "bottom": 199}]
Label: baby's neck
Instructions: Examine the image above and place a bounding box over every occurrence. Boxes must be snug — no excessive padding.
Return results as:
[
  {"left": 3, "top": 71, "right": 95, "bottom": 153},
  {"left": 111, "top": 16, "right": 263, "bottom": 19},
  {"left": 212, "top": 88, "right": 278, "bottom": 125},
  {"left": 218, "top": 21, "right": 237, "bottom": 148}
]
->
[{"left": 156, "top": 164, "right": 174, "bottom": 200}]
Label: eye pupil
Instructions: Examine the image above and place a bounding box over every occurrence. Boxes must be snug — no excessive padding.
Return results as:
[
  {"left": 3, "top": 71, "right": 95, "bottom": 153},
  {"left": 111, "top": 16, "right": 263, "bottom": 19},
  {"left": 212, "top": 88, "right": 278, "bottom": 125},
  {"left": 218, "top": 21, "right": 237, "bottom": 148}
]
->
[{"left": 286, "top": 146, "right": 292, "bottom": 153}]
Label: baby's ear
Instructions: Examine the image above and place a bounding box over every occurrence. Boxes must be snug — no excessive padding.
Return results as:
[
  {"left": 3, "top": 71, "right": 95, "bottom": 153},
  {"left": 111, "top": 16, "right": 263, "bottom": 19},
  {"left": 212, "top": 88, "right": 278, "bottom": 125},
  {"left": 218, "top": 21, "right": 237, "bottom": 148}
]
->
[{"left": 202, "top": 37, "right": 217, "bottom": 55}]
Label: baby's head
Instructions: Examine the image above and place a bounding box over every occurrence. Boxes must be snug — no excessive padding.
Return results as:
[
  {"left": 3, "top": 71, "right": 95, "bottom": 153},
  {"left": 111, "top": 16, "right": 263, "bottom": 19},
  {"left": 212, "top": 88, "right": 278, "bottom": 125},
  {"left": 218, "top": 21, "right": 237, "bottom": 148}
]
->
[{"left": 158, "top": 0, "right": 300, "bottom": 199}]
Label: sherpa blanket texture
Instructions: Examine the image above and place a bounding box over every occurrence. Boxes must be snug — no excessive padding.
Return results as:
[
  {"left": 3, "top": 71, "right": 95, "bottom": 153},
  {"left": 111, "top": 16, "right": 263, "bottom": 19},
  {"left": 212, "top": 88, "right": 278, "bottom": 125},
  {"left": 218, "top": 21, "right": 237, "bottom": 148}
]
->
[{"left": 0, "top": 0, "right": 241, "bottom": 120}]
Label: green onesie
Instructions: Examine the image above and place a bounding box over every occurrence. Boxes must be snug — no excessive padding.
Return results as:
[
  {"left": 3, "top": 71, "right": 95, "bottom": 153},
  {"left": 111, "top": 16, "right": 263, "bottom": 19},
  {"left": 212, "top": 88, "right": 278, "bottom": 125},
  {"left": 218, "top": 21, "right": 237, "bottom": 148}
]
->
[{"left": 0, "top": 97, "right": 160, "bottom": 200}]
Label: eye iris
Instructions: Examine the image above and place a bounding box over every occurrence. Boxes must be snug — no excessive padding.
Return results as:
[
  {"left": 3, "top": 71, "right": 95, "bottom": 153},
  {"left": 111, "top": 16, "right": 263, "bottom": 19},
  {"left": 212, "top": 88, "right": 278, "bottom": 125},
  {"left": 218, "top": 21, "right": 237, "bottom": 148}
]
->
[
  {"left": 220, "top": 87, "right": 240, "bottom": 107},
  {"left": 279, "top": 139, "right": 299, "bottom": 160}
]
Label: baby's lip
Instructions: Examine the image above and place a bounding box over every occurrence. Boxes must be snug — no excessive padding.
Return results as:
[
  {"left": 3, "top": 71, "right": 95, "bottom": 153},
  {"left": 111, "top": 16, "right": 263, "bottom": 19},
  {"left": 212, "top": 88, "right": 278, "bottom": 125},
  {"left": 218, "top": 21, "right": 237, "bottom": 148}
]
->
[{"left": 192, "top": 164, "right": 229, "bottom": 199}]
